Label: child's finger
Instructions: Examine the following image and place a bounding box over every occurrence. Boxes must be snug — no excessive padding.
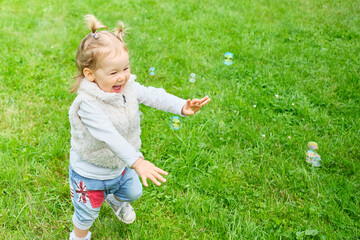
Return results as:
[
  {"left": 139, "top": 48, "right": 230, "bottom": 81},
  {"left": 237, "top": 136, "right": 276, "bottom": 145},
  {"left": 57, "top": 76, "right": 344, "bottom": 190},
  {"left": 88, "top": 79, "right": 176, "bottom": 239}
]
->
[
  {"left": 154, "top": 166, "right": 168, "bottom": 176},
  {"left": 191, "top": 102, "right": 201, "bottom": 108},
  {"left": 183, "top": 109, "right": 194, "bottom": 115},
  {"left": 153, "top": 171, "right": 167, "bottom": 183},
  {"left": 199, "top": 96, "right": 210, "bottom": 104},
  {"left": 148, "top": 175, "right": 161, "bottom": 186},
  {"left": 186, "top": 99, "right": 191, "bottom": 106},
  {"left": 201, "top": 98, "right": 211, "bottom": 106},
  {"left": 141, "top": 177, "right": 149, "bottom": 187},
  {"left": 197, "top": 96, "right": 206, "bottom": 102}
]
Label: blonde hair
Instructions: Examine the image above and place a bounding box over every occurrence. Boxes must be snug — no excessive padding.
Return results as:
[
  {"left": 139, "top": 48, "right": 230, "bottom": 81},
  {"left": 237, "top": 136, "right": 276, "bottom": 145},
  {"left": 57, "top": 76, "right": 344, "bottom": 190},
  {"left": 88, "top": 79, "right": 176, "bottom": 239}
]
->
[{"left": 70, "top": 15, "right": 128, "bottom": 93}]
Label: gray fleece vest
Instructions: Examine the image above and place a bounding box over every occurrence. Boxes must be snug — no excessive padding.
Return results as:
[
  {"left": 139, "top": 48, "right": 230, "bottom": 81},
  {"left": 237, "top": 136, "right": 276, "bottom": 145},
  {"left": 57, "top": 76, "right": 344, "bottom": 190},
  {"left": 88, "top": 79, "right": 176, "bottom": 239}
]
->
[{"left": 68, "top": 74, "right": 141, "bottom": 168}]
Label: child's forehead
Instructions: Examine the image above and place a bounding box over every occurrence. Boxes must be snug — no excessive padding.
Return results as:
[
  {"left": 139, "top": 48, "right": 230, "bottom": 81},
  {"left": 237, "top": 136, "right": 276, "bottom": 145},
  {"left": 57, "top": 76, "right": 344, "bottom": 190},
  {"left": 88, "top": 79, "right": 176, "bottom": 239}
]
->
[{"left": 98, "top": 49, "right": 129, "bottom": 68}]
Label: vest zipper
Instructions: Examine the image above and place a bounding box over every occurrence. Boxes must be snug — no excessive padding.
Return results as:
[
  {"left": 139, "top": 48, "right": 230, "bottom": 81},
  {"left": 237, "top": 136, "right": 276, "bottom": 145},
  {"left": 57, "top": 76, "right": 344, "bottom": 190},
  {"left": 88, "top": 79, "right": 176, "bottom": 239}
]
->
[{"left": 123, "top": 94, "right": 130, "bottom": 127}]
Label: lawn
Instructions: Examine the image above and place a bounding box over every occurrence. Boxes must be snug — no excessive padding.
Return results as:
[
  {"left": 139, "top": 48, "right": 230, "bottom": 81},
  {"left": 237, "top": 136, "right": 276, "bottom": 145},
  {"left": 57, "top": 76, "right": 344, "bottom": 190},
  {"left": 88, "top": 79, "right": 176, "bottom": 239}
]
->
[{"left": 0, "top": 0, "right": 359, "bottom": 239}]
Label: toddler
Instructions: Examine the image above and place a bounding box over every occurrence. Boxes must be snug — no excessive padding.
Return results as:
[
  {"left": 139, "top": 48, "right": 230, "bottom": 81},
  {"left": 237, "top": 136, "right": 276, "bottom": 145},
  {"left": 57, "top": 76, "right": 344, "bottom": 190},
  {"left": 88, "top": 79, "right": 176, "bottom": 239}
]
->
[{"left": 68, "top": 15, "right": 210, "bottom": 239}]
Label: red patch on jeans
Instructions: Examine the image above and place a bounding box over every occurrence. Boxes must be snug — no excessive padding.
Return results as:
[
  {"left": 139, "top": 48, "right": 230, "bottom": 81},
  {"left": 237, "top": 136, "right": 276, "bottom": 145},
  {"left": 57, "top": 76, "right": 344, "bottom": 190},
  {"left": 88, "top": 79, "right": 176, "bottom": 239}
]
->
[
  {"left": 87, "top": 190, "right": 105, "bottom": 208},
  {"left": 122, "top": 169, "right": 126, "bottom": 176}
]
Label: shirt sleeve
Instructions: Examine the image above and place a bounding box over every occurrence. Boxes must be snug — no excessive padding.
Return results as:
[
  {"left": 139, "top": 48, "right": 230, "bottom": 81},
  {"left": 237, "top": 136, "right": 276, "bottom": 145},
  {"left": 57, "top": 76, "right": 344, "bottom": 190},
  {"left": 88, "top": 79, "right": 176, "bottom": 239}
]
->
[
  {"left": 133, "top": 81, "right": 187, "bottom": 116},
  {"left": 78, "top": 101, "right": 143, "bottom": 168}
]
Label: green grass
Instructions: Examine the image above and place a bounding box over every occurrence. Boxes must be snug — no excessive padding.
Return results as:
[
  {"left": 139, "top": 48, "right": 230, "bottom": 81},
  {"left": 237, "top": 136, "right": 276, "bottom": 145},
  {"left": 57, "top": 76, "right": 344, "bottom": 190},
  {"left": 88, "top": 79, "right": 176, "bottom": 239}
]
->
[{"left": 1, "top": 0, "right": 359, "bottom": 239}]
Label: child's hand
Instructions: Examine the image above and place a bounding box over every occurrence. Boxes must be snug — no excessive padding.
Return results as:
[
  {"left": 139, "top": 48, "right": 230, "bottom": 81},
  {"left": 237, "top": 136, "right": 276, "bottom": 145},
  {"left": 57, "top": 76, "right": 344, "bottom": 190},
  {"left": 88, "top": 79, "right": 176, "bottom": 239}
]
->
[
  {"left": 181, "top": 96, "right": 211, "bottom": 116},
  {"left": 131, "top": 157, "right": 168, "bottom": 187}
]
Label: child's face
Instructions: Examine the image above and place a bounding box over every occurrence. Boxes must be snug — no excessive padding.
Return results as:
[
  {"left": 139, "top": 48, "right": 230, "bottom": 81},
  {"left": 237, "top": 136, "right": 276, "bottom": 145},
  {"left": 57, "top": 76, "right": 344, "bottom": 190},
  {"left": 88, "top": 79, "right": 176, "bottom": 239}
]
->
[{"left": 85, "top": 50, "right": 130, "bottom": 93}]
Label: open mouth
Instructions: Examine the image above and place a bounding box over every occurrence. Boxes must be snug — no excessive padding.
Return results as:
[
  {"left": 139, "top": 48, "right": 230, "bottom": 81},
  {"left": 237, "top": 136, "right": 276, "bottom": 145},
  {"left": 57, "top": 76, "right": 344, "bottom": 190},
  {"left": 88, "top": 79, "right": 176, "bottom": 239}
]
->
[{"left": 112, "top": 85, "right": 122, "bottom": 93}]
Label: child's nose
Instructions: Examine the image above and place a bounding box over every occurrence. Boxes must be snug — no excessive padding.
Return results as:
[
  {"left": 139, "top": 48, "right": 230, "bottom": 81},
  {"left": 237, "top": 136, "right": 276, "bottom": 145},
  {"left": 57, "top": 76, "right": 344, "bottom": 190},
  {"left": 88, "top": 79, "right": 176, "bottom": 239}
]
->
[{"left": 118, "top": 73, "right": 125, "bottom": 81}]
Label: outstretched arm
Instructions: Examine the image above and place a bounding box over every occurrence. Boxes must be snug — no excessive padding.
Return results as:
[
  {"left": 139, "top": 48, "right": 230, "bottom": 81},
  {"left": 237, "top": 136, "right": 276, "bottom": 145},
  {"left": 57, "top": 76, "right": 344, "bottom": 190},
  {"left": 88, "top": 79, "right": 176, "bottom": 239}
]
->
[
  {"left": 134, "top": 82, "right": 186, "bottom": 116},
  {"left": 181, "top": 96, "right": 211, "bottom": 116}
]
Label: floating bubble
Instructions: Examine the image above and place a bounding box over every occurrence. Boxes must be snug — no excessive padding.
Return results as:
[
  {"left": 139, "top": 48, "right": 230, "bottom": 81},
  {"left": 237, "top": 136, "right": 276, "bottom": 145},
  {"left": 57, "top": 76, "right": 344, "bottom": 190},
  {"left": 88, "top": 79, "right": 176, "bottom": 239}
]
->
[
  {"left": 306, "top": 142, "right": 321, "bottom": 167},
  {"left": 275, "top": 94, "right": 279, "bottom": 99},
  {"left": 312, "top": 161, "right": 321, "bottom": 167},
  {"left": 253, "top": 105, "right": 256, "bottom": 108},
  {"left": 308, "top": 142, "right": 318, "bottom": 150},
  {"left": 189, "top": 73, "right": 196, "bottom": 83},
  {"left": 149, "top": 67, "right": 156, "bottom": 76},
  {"left": 307, "top": 149, "right": 316, "bottom": 157},
  {"left": 170, "top": 116, "right": 183, "bottom": 130},
  {"left": 223, "top": 52, "right": 234, "bottom": 65},
  {"left": 312, "top": 154, "right": 321, "bottom": 167}
]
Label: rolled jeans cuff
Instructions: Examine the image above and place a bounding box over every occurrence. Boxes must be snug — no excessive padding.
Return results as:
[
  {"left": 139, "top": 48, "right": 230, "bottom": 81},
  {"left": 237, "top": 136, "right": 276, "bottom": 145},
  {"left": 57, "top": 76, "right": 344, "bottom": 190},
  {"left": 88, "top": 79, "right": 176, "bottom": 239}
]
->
[{"left": 72, "top": 214, "right": 93, "bottom": 230}]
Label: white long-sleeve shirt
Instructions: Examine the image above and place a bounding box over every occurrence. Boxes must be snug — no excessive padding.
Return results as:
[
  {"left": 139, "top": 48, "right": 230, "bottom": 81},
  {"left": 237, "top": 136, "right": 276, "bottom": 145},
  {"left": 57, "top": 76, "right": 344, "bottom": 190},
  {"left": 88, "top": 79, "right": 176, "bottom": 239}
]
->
[{"left": 70, "top": 81, "right": 186, "bottom": 180}]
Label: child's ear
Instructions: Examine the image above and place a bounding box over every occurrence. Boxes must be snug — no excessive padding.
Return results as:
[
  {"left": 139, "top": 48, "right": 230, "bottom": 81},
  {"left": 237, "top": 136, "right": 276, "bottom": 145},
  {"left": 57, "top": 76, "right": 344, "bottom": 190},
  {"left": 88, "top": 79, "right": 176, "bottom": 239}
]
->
[{"left": 83, "top": 68, "right": 95, "bottom": 82}]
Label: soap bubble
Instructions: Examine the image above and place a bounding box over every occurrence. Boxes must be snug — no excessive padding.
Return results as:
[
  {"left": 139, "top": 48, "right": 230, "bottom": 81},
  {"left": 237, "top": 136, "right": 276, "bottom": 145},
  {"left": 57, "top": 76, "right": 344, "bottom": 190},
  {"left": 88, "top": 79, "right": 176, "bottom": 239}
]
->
[
  {"left": 170, "top": 116, "right": 183, "bottom": 130},
  {"left": 189, "top": 73, "right": 196, "bottom": 83},
  {"left": 306, "top": 149, "right": 316, "bottom": 158},
  {"left": 223, "top": 52, "right": 234, "bottom": 65},
  {"left": 312, "top": 153, "right": 322, "bottom": 167},
  {"left": 149, "top": 67, "right": 156, "bottom": 76},
  {"left": 308, "top": 142, "right": 318, "bottom": 150},
  {"left": 306, "top": 142, "right": 321, "bottom": 167}
]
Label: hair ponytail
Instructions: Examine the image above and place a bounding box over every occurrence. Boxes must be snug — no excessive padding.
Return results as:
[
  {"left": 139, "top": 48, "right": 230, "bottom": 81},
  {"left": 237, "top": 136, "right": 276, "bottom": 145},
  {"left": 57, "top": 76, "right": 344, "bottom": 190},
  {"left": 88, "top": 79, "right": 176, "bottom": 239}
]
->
[
  {"left": 114, "top": 21, "right": 128, "bottom": 43},
  {"left": 84, "top": 14, "right": 108, "bottom": 34}
]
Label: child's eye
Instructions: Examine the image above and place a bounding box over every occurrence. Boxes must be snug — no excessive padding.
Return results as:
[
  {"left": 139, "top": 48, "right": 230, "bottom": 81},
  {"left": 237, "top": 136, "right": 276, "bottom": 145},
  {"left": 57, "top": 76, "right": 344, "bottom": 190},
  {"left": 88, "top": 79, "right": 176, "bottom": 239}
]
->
[
  {"left": 124, "top": 67, "right": 129, "bottom": 71},
  {"left": 110, "top": 72, "right": 117, "bottom": 75}
]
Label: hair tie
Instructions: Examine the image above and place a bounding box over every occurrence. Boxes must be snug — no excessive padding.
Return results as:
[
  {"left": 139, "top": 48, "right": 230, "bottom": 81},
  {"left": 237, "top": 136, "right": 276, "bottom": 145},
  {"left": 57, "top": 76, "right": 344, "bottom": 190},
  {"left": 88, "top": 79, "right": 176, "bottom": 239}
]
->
[{"left": 91, "top": 32, "right": 99, "bottom": 39}]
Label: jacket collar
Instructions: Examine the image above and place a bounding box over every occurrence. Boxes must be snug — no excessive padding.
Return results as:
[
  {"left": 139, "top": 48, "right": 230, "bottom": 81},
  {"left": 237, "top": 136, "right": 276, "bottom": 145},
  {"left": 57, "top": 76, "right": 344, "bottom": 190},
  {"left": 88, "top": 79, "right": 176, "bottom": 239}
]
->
[{"left": 78, "top": 74, "right": 136, "bottom": 104}]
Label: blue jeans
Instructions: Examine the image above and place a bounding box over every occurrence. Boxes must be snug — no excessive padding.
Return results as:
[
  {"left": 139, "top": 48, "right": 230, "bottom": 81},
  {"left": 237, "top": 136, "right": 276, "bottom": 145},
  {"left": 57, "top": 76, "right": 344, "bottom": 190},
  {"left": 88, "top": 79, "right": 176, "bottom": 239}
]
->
[{"left": 69, "top": 165, "right": 142, "bottom": 230}]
